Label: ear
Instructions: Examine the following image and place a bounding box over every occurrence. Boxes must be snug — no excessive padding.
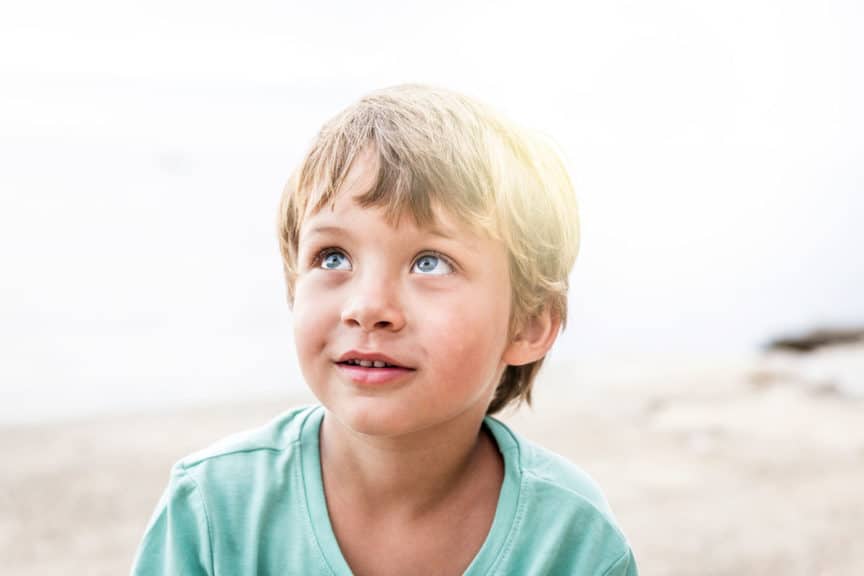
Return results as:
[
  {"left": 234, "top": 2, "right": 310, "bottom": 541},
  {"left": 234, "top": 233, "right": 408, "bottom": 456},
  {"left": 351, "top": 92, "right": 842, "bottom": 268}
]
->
[{"left": 502, "top": 308, "right": 562, "bottom": 366}]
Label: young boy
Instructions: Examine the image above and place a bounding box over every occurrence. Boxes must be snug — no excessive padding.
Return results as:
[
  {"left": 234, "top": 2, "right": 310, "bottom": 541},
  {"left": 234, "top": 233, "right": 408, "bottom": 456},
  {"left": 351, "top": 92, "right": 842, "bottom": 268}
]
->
[{"left": 132, "top": 85, "right": 637, "bottom": 575}]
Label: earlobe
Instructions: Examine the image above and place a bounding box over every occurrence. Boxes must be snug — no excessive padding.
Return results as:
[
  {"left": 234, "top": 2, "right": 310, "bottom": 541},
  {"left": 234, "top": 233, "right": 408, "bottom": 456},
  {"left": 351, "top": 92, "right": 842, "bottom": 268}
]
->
[{"left": 502, "top": 308, "right": 562, "bottom": 366}]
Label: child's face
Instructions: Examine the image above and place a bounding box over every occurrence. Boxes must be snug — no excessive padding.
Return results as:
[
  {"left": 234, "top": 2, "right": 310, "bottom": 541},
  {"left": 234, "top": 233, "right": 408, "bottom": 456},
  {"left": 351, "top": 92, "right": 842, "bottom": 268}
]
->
[{"left": 291, "top": 152, "right": 518, "bottom": 438}]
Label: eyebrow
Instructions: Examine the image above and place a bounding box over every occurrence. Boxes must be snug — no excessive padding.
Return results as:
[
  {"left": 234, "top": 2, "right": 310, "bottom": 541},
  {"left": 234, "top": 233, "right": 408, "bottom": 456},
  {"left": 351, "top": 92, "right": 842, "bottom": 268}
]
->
[
  {"left": 300, "top": 221, "right": 475, "bottom": 250},
  {"left": 425, "top": 223, "right": 480, "bottom": 251},
  {"left": 300, "top": 225, "right": 352, "bottom": 242},
  {"left": 426, "top": 226, "right": 456, "bottom": 241},
  {"left": 303, "top": 222, "right": 457, "bottom": 238}
]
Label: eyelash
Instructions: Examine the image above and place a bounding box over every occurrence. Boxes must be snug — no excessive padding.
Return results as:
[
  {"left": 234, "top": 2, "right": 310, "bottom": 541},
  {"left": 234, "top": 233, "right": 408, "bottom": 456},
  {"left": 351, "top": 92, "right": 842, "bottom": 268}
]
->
[
  {"left": 414, "top": 251, "right": 456, "bottom": 273},
  {"left": 308, "top": 247, "right": 456, "bottom": 272},
  {"left": 310, "top": 247, "right": 346, "bottom": 268}
]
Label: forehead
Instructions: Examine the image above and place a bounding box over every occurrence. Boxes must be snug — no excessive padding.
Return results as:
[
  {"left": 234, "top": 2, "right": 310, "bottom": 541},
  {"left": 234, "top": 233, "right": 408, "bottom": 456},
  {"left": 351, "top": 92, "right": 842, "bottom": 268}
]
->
[
  {"left": 300, "top": 146, "right": 490, "bottom": 243},
  {"left": 300, "top": 190, "right": 478, "bottom": 247}
]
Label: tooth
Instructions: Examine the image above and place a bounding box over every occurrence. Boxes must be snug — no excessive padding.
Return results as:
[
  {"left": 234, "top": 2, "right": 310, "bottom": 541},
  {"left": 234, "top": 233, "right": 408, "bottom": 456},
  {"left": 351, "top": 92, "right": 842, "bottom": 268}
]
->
[
  {"left": 359, "top": 360, "right": 372, "bottom": 367},
  {"left": 372, "top": 361, "right": 385, "bottom": 368}
]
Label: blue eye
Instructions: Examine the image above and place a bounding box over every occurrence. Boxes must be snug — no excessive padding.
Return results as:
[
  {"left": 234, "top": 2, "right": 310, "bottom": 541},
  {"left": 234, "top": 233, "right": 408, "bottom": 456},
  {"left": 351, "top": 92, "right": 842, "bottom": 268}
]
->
[
  {"left": 319, "top": 250, "right": 351, "bottom": 270},
  {"left": 412, "top": 253, "right": 453, "bottom": 275}
]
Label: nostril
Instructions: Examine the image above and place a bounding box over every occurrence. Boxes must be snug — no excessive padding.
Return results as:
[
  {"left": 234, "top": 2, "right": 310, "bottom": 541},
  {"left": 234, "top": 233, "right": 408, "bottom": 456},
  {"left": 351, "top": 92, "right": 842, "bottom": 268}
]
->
[{"left": 340, "top": 296, "right": 406, "bottom": 332}]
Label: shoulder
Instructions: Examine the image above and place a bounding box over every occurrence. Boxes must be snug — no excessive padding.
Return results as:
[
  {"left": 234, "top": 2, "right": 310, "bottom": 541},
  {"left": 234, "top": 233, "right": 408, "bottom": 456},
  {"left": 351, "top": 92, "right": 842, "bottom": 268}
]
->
[
  {"left": 518, "top": 432, "right": 615, "bottom": 517},
  {"left": 173, "top": 404, "right": 320, "bottom": 484},
  {"left": 487, "top": 416, "right": 616, "bottom": 517},
  {"left": 182, "top": 404, "right": 317, "bottom": 462},
  {"left": 133, "top": 406, "right": 326, "bottom": 574},
  {"left": 485, "top": 417, "right": 636, "bottom": 573}
]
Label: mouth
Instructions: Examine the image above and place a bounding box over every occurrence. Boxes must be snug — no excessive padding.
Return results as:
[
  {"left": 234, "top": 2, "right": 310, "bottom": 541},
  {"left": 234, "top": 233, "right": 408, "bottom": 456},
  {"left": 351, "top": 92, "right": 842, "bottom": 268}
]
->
[
  {"left": 338, "top": 358, "right": 402, "bottom": 368},
  {"left": 334, "top": 352, "right": 416, "bottom": 385},
  {"left": 335, "top": 351, "right": 415, "bottom": 370}
]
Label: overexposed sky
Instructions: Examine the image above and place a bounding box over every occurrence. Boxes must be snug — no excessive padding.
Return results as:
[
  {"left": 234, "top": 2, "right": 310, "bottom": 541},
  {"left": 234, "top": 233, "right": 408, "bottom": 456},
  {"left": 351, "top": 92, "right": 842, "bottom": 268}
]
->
[{"left": 1, "top": 0, "right": 862, "bottom": 421}]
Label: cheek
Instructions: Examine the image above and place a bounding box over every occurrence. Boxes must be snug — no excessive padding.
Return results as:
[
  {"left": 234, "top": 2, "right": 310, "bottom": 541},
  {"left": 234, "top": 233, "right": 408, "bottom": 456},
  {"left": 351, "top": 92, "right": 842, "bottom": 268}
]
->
[
  {"left": 422, "top": 294, "right": 510, "bottom": 364},
  {"left": 292, "top": 282, "right": 339, "bottom": 354}
]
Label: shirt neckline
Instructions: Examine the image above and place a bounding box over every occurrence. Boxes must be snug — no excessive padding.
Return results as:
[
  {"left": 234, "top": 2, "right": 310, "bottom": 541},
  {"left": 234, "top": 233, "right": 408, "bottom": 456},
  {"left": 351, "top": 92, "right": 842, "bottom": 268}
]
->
[{"left": 298, "top": 406, "right": 523, "bottom": 575}]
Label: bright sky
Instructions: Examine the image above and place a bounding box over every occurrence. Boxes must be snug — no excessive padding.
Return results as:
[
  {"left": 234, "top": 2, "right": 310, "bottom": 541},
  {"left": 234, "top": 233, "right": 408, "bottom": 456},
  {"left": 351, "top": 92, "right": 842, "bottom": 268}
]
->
[{"left": 1, "top": 0, "right": 862, "bottom": 421}]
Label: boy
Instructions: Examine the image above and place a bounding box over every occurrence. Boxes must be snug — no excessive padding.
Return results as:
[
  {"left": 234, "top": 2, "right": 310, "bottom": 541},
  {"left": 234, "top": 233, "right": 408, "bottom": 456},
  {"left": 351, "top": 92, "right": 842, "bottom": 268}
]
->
[{"left": 132, "top": 85, "right": 637, "bottom": 575}]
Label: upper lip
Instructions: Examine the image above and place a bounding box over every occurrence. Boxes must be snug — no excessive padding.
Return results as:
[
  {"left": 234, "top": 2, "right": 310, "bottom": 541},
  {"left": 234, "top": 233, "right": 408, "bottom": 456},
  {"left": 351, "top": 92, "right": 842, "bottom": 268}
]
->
[{"left": 335, "top": 350, "right": 413, "bottom": 369}]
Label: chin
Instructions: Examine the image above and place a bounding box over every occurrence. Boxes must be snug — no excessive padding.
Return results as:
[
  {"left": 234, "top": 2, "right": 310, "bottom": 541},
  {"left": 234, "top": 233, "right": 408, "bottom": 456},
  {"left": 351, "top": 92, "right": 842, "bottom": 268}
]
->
[
  {"left": 332, "top": 405, "right": 423, "bottom": 438},
  {"left": 320, "top": 395, "right": 427, "bottom": 438},
  {"left": 329, "top": 397, "right": 487, "bottom": 441}
]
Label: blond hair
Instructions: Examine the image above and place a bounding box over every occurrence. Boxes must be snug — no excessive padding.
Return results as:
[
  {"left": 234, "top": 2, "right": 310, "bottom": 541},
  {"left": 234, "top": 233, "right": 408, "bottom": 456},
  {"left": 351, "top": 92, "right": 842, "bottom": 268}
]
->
[{"left": 277, "top": 84, "right": 579, "bottom": 414}]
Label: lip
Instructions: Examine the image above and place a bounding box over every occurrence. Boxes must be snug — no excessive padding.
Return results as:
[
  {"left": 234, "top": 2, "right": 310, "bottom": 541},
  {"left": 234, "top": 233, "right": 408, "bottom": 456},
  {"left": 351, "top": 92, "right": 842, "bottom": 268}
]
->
[
  {"left": 336, "top": 363, "right": 415, "bottom": 386},
  {"left": 335, "top": 350, "right": 412, "bottom": 369},
  {"left": 334, "top": 349, "right": 416, "bottom": 386}
]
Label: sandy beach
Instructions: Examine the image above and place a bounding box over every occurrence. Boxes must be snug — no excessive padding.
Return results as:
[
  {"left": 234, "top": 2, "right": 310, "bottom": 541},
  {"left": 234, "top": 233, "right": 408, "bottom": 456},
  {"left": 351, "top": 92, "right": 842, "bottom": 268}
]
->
[{"left": 2, "top": 355, "right": 863, "bottom": 575}]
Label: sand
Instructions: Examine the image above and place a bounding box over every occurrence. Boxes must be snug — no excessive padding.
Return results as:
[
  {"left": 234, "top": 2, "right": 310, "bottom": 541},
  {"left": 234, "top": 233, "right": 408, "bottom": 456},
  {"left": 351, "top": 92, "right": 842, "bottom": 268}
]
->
[{"left": 2, "top": 355, "right": 863, "bottom": 575}]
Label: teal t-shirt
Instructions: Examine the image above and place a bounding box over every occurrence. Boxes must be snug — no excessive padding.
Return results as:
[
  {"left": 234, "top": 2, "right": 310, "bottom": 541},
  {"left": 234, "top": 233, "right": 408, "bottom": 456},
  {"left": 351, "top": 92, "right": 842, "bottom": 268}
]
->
[{"left": 132, "top": 405, "right": 637, "bottom": 575}]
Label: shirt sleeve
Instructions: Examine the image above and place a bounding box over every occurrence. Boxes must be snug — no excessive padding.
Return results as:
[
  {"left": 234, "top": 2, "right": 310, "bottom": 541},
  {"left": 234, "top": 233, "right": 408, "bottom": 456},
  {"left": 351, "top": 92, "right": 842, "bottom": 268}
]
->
[
  {"left": 131, "top": 463, "right": 214, "bottom": 576},
  {"left": 602, "top": 547, "right": 639, "bottom": 576}
]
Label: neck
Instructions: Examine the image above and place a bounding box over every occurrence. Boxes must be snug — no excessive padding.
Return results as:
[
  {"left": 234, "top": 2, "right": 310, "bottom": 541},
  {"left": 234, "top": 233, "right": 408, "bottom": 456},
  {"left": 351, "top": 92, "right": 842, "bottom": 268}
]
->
[{"left": 319, "top": 409, "right": 500, "bottom": 519}]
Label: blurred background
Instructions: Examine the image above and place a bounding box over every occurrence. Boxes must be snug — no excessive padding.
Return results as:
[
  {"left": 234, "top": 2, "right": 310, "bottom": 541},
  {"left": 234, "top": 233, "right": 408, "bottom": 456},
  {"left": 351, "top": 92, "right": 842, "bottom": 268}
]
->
[
  {"left": 1, "top": 1, "right": 862, "bottom": 574},
  {"left": 2, "top": 0, "right": 862, "bottom": 422}
]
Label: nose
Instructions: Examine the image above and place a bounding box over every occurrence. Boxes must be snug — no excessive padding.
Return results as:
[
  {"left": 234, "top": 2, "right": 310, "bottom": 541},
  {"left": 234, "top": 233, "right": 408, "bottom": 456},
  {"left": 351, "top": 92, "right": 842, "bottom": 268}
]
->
[{"left": 340, "top": 271, "right": 406, "bottom": 333}]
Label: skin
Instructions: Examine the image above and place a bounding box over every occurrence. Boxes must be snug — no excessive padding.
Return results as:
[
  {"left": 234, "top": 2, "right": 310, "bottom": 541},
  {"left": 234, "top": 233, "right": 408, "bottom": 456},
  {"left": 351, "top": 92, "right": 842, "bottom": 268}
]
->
[{"left": 291, "top": 147, "right": 560, "bottom": 575}]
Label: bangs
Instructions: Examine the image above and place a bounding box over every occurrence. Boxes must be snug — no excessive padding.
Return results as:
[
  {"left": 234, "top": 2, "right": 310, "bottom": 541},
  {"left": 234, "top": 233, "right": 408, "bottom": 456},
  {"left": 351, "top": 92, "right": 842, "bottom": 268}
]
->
[{"left": 293, "top": 96, "right": 497, "bottom": 235}]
